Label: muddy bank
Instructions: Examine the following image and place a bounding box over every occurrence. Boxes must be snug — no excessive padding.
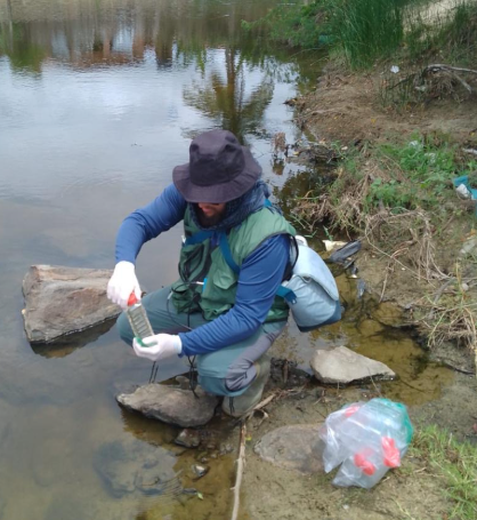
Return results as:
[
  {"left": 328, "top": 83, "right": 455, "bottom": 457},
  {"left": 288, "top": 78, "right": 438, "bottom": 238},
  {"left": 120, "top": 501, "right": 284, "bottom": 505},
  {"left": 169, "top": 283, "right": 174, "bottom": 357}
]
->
[
  {"left": 241, "top": 370, "right": 477, "bottom": 520},
  {"left": 293, "top": 64, "right": 477, "bottom": 146},
  {"left": 236, "top": 282, "right": 476, "bottom": 520}
]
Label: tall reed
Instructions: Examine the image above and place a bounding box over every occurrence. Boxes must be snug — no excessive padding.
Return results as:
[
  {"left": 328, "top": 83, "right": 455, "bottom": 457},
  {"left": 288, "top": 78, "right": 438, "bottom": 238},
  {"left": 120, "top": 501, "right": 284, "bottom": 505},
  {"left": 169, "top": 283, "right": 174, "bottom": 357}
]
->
[{"left": 331, "top": 0, "right": 404, "bottom": 68}]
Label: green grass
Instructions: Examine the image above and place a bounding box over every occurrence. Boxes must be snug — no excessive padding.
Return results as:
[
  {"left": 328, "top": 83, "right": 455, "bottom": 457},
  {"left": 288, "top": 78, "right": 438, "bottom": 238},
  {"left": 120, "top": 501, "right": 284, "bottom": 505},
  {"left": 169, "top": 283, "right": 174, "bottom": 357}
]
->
[
  {"left": 292, "top": 133, "right": 477, "bottom": 235},
  {"left": 411, "top": 425, "right": 477, "bottom": 520},
  {"left": 365, "top": 135, "right": 477, "bottom": 212}
]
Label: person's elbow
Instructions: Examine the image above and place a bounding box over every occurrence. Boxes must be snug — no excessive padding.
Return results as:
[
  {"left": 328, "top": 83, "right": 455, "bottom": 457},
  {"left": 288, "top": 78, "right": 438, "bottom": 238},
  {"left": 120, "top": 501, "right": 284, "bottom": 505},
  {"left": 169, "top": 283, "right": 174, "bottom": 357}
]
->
[{"left": 232, "top": 305, "right": 263, "bottom": 337}]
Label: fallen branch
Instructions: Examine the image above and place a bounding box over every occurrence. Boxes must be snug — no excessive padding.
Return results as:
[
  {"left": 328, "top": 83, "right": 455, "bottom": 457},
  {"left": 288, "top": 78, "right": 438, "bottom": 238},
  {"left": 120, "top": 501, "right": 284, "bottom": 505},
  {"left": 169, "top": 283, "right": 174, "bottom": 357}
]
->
[
  {"left": 426, "top": 64, "right": 477, "bottom": 76},
  {"left": 231, "top": 423, "right": 247, "bottom": 520},
  {"left": 385, "top": 63, "right": 477, "bottom": 100}
]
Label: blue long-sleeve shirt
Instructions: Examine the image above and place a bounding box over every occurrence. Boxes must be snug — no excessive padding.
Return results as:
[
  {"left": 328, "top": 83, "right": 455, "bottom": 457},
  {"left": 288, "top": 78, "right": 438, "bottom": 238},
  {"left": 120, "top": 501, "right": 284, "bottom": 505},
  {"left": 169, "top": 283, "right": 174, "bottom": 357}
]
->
[{"left": 115, "top": 184, "right": 289, "bottom": 356}]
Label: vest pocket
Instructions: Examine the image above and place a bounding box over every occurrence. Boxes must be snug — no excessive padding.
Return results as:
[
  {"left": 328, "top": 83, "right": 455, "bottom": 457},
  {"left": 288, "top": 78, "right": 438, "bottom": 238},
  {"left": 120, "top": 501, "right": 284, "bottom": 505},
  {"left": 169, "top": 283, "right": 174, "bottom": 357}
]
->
[{"left": 200, "top": 268, "right": 237, "bottom": 320}]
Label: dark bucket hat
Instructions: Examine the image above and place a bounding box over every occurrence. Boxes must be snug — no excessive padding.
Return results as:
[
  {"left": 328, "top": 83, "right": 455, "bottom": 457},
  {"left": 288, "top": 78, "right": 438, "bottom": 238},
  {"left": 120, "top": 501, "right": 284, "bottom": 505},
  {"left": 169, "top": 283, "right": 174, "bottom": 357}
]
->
[{"left": 172, "top": 129, "right": 262, "bottom": 203}]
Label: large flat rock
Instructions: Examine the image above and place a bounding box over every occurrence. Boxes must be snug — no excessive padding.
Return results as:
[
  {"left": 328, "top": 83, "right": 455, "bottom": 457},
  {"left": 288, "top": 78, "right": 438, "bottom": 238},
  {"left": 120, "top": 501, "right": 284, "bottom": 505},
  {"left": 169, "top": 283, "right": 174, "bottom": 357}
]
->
[
  {"left": 254, "top": 424, "right": 325, "bottom": 474},
  {"left": 311, "top": 346, "right": 395, "bottom": 384},
  {"left": 22, "top": 265, "right": 120, "bottom": 343},
  {"left": 93, "top": 438, "right": 178, "bottom": 498},
  {"left": 117, "top": 384, "right": 220, "bottom": 428}
]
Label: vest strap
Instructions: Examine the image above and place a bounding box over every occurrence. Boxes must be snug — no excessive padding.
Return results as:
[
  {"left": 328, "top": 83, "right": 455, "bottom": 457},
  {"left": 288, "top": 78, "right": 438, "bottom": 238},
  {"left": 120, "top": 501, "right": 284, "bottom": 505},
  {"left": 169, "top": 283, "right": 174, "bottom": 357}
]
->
[
  {"left": 220, "top": 231, "right": 297, "bottom": 303},
  {"left": 219, "top": 232, "right": 240, "bottom": 274},
  {"left": 184, "top": 230, "right": 215, "bottom": 246},
  {"left": 276, "top": 285, "right": 297, "bottom": 304}
]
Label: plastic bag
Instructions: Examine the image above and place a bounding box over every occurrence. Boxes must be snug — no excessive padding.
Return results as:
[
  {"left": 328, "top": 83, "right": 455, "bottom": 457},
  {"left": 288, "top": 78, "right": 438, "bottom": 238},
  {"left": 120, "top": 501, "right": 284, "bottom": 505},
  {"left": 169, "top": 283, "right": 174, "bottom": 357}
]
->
[{"left": 319, "top": 398, "right": 413, "bottom": 489}]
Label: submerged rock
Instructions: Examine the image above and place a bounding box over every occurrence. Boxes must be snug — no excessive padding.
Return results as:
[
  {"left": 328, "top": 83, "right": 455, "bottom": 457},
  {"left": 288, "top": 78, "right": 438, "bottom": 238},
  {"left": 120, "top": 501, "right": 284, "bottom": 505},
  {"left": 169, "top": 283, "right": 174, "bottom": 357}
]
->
[
  {"left": 93, "top": 439, "right": 178, "bottom": 498},
  {"left": 175, "top": 429, "right": 201, "bottom": 448},
  {"left": 372, "top": 301, "right": 405, "bottom": 328},
  {"left": 117, "top": 384, "right": 220, "bottom": 427},
  {"left": 311, "top": 346, "right": 395, "bottom": 384},
  {"left": 254, "top": 424, "right": 325, "bottom": 474},
  {"left": 22, "top": 265, "right": 120, "bottom": 343}
]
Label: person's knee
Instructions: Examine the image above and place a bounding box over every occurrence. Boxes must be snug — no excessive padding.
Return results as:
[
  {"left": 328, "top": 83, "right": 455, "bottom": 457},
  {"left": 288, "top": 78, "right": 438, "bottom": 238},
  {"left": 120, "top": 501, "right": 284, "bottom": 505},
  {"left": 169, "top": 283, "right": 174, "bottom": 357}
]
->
[{"left": 117, "top": 311, "right": 133, "bottom": 345}]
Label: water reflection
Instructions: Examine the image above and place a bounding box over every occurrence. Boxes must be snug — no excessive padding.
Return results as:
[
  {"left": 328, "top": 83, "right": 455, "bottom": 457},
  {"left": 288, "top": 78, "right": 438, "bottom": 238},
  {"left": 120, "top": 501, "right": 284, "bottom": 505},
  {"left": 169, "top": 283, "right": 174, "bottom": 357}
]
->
[
  {"left": 183, "top": 48, "right": 274, "bottom": 141},
  {"left": 30, "top": 319, "right": 116, "bottom": 358},
  {"left": 0, "top": 0, "right": 306, "bottom": 145},
  {"left": 0, "top": 0, "right": 286, "bottom": 72}
]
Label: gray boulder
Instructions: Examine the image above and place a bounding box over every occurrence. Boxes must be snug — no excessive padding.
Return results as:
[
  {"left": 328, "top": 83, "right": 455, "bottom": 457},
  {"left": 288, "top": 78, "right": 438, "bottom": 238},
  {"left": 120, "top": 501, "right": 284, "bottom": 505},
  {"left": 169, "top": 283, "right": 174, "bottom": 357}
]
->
[
  {"left": 311, "top": 346, "right": 395, "bottom": 384},
  {"left": 117, "top": 384, "right": 220, "bottom": 427},
  {"left": 22, "top": 265, "right": 120, "bottom": 343},
  {"left": 254, "top": 424, "right": 325, "bottom": 474}
]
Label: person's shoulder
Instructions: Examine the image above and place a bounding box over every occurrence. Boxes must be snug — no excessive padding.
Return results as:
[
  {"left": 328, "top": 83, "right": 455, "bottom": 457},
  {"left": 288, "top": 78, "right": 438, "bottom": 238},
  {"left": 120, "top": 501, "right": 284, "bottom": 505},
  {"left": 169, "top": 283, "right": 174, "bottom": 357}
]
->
[
  {"left": 163, "top": 183, "right": 186, "bottom": 203},
  {"left": 245, "top": 205, "right": 289, "bottom": 228}
]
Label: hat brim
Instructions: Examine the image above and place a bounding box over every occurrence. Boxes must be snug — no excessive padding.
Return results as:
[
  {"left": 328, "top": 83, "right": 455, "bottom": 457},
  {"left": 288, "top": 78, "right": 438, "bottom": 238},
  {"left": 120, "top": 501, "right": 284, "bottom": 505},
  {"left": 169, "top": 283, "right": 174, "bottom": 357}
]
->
[{"left": 172, "top": 147, "right": 262, "bottom": 203}]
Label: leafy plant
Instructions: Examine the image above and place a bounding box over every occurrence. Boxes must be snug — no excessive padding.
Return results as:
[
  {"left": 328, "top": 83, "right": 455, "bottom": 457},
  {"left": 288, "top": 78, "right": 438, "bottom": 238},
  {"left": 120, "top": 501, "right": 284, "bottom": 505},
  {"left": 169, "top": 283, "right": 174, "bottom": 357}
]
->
[{"left": 370, "top": 135, "right": 477, "bottom": 210}]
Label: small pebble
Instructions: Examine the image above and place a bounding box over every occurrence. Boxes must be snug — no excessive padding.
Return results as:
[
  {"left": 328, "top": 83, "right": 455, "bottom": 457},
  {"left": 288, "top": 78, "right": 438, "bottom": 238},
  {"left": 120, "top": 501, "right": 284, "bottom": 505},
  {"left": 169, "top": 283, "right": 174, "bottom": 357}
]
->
[
  {"left": 192, "top": 465, "right": 209, "bottom": 478},
  {"left": 175, "top": 428, "right": 201, "bottom": 449}
]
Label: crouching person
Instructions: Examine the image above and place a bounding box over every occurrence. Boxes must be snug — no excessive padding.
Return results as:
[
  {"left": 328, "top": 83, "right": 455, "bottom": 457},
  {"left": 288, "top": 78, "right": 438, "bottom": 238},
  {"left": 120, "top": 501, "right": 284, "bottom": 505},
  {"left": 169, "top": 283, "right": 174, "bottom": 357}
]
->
[{"left": 107, "top": 129, "right": 295, "bottom": 417}]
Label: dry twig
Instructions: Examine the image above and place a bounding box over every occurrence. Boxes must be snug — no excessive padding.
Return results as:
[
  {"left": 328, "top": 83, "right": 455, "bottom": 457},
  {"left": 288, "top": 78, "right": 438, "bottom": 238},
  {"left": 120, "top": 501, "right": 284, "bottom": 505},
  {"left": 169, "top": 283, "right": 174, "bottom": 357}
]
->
[{"left": 231, "top": 423, "right": 247, "bottom": 520}]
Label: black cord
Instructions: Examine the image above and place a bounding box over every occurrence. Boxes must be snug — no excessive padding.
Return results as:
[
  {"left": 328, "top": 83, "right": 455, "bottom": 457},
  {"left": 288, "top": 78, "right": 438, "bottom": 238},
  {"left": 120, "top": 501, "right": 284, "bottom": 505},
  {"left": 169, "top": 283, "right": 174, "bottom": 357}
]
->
[{"left": 166, "top": 286, "right": 200, "bottom": 398}]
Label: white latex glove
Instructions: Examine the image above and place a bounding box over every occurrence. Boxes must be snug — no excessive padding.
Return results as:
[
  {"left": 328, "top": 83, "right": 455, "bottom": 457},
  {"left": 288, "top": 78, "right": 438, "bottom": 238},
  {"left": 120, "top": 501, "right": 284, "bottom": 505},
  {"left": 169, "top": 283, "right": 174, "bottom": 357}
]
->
[
  {"left": 107, "top": 261, "right": 141, "bottom": 310},
  {"left": 133, "top": 333, "right": 182, "bottom": 362}
]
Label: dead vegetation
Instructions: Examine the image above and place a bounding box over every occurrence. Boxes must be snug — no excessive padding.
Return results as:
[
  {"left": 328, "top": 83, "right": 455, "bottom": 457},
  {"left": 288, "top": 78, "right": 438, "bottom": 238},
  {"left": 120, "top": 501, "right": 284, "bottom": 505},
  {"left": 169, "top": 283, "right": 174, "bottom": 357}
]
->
[
  {"left": 292, "top": 150, "right": 477, "bottom": 360},
  {"left": 381, "top": 63, "right": 477, "bottom": 107}
]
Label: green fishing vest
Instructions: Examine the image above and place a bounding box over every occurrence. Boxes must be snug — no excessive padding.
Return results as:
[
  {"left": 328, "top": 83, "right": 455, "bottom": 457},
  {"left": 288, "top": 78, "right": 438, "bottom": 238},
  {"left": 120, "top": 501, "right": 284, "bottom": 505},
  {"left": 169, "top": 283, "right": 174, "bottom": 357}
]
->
[{"left": 171, "top": 205, "right": 296, "bottom": 322}]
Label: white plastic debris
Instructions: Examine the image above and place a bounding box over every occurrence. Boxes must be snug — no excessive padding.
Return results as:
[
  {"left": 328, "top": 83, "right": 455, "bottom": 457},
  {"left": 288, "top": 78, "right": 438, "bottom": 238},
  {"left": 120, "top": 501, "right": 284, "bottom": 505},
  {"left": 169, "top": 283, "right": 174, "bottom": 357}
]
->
[
  {"left": 323, "top": 240, "right": 347, "bottom": 252},
  {"left": 456, "top": 183, "right": 472, "bottom": 200}
]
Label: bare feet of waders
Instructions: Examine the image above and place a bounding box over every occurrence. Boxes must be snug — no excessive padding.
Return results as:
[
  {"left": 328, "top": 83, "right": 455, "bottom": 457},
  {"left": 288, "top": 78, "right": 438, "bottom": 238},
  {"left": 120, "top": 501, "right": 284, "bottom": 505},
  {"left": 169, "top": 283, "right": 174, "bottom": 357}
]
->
[{"left": 222, "top": 355, "right": 271, "bottom": 418}]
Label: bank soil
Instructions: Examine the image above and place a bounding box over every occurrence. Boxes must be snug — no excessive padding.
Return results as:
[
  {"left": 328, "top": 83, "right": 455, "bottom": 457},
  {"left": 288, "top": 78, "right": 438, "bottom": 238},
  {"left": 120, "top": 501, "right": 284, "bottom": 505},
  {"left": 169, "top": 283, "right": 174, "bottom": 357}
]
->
[
  {"left": 240, "top": 371, "right": 477, "bottom": 520},
  {"left": 238, "top": 68, "right": 477, "bottom": 519}
]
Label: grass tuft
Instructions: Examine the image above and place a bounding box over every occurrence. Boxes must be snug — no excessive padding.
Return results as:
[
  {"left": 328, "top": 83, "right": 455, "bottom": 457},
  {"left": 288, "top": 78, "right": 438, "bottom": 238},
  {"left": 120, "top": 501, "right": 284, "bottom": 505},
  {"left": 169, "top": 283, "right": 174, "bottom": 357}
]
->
[
  {"left": 412, "top": 425, "right": 477, "bottom": 520},
  {"left": 331, "top": 0, "right": 404, "bottom": 68}
]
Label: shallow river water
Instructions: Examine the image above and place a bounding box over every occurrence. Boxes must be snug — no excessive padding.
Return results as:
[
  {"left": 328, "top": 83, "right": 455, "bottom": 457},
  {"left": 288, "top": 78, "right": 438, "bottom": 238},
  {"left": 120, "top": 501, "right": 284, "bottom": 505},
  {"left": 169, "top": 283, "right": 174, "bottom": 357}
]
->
[{"left": 0, "top": 1, "right": 453, "bottom": 519}]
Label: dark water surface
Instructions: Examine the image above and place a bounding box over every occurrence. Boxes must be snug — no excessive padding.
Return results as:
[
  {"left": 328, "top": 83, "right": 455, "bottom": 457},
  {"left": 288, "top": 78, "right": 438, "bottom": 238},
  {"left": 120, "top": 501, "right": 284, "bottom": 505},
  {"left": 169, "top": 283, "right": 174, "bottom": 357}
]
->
[{"left": 0, "top": 1, "right": 452, "bottom": 519}]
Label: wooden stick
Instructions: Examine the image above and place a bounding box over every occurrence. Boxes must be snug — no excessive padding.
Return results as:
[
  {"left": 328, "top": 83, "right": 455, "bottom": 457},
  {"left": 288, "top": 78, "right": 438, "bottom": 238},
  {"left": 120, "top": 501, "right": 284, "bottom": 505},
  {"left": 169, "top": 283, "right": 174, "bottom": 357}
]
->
[
  {"left": 231, "top": 423, "right": 247, "bottom": 520},
  {"left": 252, "top": 392, "right": 277, "bottom": 411},
  {"left": 426, "top": 64, "right": 477, "bottom": 75}
]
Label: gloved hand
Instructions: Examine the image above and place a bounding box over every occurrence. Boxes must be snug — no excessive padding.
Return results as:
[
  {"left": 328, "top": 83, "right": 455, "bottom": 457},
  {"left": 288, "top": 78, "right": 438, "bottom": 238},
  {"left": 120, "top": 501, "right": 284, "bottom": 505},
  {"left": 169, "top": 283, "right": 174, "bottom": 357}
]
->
[
  {"left": 107, "top": 261, "right": 141, "bottom": 309},
  {"left": 133, "top": 333, "right": 182, "bottom": 362}
]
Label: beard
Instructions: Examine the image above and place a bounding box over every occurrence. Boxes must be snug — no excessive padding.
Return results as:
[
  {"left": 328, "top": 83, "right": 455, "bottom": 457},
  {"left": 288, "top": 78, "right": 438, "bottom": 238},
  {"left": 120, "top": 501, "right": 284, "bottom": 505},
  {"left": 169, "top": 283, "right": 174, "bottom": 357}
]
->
[{"left": 197, "top": 208, "right": 224, "bottom": 228}]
